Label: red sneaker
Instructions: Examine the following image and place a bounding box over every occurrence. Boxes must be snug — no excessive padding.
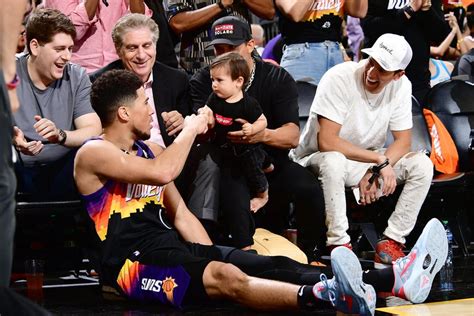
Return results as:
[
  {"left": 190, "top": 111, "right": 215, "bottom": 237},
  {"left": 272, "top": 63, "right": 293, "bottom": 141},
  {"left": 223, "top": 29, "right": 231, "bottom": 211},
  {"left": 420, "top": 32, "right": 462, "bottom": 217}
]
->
[
  {"left": 374, "top": 238, "right": 405, "bottom": 269},
  {"left": 327, "top": 242, "right": 353, "bottom": 254}
]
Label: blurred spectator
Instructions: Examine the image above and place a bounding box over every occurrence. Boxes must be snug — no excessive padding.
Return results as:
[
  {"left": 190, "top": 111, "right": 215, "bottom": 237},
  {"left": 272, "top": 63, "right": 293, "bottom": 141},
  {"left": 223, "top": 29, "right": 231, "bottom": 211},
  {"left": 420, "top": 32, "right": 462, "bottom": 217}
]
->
[
  {"left": 346, "top": 16, "right": 364, "bottom": 62},
  {"left": 275, "top": 0, "right": 367, "bottom": 85},
  {"left": 13, "top": 9, "right": 101, "bottom": 201},
  {"left": 166, "top": 0, "right": 274, "bottom": 75},
  {"left": 451, "top": 47, "right": 474, "bottom": 77},
  {"left": 457, "top": 4, "right": 474, "bottom": 54},
  {"left": 44, "top": 0, "right": 151, "bottom": 73},
  {"left": 430, "top": 12, "right": 461, "bottom": 59},
  {"left": 429, "top": 58, "right": 453, "bottom": 86},
  {"left": 251, "top": 23, "right": 265, "bottom": 55},
  {"left": 144, "top": 0, "right": 179, "bottom": 68},
  {"left": 16, "top": 23, "right": 27, "bottom": 54},
  {"left": 261, "top": 33, "right": 284, "bottom": 64},
  {"left": 361, "top": 0, "right": 451, "bottom": 104},
  {"left": 90, "top": 13, "right": 192, "bottom": 148},
  {"left": 0, "top": 0, "right": 28, "bottom": 288}
]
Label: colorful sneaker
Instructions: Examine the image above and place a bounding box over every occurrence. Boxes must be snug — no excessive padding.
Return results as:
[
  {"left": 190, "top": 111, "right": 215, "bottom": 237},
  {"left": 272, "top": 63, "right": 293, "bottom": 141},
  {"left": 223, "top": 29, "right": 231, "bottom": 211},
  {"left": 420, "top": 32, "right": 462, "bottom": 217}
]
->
[
  {"left": 312, "top": 273, "right": 337, "bottom": 305},
  {"left": 374, "top": 238, "right": 405, "bottom": 269},
  {"left": 392, "top": 218, "right": 448, "bottom": 304},
  {"left": 331, "top": 246, "right": 376, "bottom": 316}
]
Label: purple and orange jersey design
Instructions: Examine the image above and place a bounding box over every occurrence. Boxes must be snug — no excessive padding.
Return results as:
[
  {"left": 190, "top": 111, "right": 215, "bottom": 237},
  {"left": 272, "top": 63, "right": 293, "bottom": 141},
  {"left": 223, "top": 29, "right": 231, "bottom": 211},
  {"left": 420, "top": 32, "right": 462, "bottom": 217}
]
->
[
  {"left": 117, "top": 259, "right": 190, "bottom": 307},
  {"left": 302, "top": 0, "right": 345, "bottom": 22},
  {"left": 83, "top": 180, "right": 165, "bottom": 241}
]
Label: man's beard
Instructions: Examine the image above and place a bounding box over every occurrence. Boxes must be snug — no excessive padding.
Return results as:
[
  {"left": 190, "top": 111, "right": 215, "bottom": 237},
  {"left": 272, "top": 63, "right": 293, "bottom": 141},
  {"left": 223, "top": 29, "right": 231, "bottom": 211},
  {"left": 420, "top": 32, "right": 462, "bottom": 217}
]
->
[{"left": 132, "top": 126, "right": 151, "bottom": 141}]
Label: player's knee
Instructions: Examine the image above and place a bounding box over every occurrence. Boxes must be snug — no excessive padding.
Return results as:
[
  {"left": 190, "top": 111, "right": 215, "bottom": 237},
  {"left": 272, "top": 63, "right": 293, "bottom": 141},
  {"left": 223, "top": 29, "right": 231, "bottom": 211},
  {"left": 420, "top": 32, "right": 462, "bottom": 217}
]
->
[
  {"left": 204, "top": 262, "right": 249, "bottom": 299},
  {"left": 211, "top": 263, "right": 249, "bottom": 299}
]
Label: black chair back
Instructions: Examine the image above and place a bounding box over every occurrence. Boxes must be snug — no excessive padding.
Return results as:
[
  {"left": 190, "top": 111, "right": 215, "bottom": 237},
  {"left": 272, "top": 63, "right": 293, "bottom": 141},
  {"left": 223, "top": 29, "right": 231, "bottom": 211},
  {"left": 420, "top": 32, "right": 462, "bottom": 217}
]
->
[
  {"left": 424, "top": 80, "right": 474, "bottom": 171},
  {"left": 296, "top": 81, "right": 317, "bottom": 132}
]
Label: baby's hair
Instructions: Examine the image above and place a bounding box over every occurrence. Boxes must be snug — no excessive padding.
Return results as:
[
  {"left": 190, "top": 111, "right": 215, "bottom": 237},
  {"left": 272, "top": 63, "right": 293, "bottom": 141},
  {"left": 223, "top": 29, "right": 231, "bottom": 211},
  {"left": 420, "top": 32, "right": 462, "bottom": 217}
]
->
[{"left": 210, "top": 52, "right": 250, "bottom": 87}]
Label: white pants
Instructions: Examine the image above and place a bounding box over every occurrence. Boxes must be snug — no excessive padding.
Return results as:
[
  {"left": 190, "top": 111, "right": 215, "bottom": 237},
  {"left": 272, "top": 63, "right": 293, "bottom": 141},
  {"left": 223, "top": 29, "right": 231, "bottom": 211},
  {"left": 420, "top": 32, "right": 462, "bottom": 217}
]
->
[{"left": 305, "top": 151, "right": 433, "bottom": 246}]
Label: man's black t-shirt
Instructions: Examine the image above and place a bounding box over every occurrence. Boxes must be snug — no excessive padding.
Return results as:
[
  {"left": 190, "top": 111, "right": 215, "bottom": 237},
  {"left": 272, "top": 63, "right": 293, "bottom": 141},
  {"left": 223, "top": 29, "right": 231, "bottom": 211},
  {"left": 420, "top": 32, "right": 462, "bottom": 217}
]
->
[
  {"left": 191, "top": 60, "right": 299, "bottom": 165},
  {"left": 206, "top": 92, "right": 262, "bottom": 146},
  {"left": 278, "top": 6, "right": 344, "bottom": 44}
]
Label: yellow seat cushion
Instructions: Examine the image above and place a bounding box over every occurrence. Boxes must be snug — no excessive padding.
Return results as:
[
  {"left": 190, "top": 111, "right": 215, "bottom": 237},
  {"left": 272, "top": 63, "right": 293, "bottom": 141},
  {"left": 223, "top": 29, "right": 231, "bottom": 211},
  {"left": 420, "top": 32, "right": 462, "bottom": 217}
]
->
[{"left": 252, "top": 228, "right": 308, "bottom": 264}]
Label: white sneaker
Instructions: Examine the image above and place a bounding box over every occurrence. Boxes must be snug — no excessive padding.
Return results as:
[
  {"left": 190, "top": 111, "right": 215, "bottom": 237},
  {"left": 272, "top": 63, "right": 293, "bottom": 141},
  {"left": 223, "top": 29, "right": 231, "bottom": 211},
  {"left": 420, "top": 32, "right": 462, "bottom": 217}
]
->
[
  {"left": 331, "top": 246, "right": 376, "bottom": 316},
  {"left": 392, "top": 218, "right": 448, "bottom": 303}
]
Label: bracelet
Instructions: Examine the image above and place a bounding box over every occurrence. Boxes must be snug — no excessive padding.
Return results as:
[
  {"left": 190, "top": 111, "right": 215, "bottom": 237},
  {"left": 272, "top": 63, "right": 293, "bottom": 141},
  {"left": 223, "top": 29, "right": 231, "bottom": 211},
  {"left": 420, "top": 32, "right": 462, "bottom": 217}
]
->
[
  {"left": 58, "top": 129, "right": 67, "bottom": 145},
  {"left": 6, "top": 73, "right": 20, "bottom": 90},
  {"left": 457, "top": 38, "right": 464, "bottom": 50},
  {"left": 403, "top": 4, "right": 415, "bottom": 18},
  {"left": 368, "top": 158, "right": 390, "bottom": 184}
]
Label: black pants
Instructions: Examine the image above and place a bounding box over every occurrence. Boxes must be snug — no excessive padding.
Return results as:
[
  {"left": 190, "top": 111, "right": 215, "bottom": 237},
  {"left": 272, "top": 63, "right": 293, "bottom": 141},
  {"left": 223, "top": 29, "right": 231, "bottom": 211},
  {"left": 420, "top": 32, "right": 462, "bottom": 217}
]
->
[{"left": 221, "top": 159, "right": 326, "bottom": 252}]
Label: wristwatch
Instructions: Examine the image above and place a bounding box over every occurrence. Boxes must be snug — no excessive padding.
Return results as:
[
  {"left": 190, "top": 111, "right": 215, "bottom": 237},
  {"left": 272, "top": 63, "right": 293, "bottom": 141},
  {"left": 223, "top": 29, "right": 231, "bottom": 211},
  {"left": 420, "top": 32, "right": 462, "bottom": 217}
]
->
[
  {"left": 403, "top": 4, "right": 416, "bottom": 18},
  {"left": 58, "top": 129, "right": 67, "bottom": 145}
]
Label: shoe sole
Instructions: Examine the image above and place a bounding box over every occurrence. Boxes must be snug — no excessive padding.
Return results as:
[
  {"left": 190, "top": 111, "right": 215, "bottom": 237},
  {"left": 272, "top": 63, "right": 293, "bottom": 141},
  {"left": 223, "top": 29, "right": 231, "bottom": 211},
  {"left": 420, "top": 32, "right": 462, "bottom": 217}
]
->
[
  {"left": 401, "top": 218, "right": 448, "bottom": 303},
  {"left": 331, "top": 247, "right": 376, "bottom": 316}
]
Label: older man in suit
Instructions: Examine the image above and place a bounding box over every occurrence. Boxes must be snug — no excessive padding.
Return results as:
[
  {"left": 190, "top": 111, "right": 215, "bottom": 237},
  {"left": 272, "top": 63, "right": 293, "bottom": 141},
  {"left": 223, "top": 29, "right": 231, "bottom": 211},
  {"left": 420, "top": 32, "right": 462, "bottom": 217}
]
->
[{"left": 90, "top": 13, "right": 191, "bottom": 147}]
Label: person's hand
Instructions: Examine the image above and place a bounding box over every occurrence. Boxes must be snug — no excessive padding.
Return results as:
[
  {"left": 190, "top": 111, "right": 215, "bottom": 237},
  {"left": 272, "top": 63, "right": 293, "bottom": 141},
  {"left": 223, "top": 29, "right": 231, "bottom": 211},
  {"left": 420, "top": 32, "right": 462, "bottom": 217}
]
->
[
  {"left": 379, "top": 164, "right": 397, "bottom": 196},
  {"left": 13, "top": 126, "right": 43, "bottom": 156},
  {"left": 409, "top": 0, "right": 422, "bottom": 11},
  {"left": 183, "top": 114, "right": 208, "bottom": 135},
  {"left": 358, "top": 170, "right": 379, "bottom": 205},
  {"left": 446, "top": 13, "right": 460, "bottom": 32},
  {"left": 33, "top": 115, "right": 61, "bottom": 143},
  {"left": 227, "top": 118, "right": 266, "bottom": 144},
  {"left": 221, "top": 0, "right": 233, "bottom": 8},
  {"left": 197, "top": 105, "right": 214, "bottom": 127},
  {"left": 421, "top": 0, "right": 431, "bottom": 11},
  {"left": 162, "top": 111, "right": 184, "bottom": 136},
  {"left": 242, "top": 122, "right": 253, "bottom": 136}
]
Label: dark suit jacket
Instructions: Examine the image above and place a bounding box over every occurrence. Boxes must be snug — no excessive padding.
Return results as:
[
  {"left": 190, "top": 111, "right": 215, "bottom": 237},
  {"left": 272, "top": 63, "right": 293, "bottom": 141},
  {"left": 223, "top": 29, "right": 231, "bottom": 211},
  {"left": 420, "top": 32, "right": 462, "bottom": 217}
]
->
[{"left": 90, "top": 60, "right": 193, "bottom": 146}]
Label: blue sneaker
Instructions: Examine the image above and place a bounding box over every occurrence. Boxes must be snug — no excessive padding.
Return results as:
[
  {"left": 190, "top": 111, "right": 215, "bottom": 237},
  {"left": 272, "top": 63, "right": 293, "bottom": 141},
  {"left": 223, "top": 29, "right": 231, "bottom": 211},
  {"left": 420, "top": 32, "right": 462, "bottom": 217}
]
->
[
  {"left": 312, "top": 273, "right": 337, "bottom": 306},
  {"left": 331, "top": 246, "right": 376, "bottom": 316},
  {"left": 392, "top": 218, "right": 448, "bottom": 303}
]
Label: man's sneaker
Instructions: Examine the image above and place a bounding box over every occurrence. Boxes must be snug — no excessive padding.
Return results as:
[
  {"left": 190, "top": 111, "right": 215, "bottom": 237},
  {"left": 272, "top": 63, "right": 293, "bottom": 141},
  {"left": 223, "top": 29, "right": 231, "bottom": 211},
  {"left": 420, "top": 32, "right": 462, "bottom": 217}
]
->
[
  {"left": 331, "top": 246, "right": 376, "bottom": 316},
  {"left": 392, "top": 218, "right": 448, "bottom": 304},
  {"left": 312, "top": 274, "right": 337, "bottom": 305},
  {"left": 374, "top": 238, "right": 405, "bottom": 269}
]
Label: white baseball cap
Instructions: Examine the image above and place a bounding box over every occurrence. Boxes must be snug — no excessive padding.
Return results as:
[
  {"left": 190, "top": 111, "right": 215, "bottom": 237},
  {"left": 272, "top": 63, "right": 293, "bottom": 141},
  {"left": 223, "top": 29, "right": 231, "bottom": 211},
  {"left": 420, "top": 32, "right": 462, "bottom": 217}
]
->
[{"left": 361, "top": 33, "right": 413, "bottom": 71}]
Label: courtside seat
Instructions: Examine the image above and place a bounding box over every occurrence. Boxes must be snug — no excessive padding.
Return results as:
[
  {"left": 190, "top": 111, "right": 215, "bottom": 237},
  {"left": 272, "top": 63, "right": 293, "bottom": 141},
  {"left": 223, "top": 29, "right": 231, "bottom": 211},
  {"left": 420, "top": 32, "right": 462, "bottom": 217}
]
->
[
  {"left": 14, "top": 196, "right": 97, "bottom": 276},
  {"left": 424, "top": 79, "right": 474, "bottom": 172},
  {"left": 296, "top": 81, "right": 317, "bottom": 132}
]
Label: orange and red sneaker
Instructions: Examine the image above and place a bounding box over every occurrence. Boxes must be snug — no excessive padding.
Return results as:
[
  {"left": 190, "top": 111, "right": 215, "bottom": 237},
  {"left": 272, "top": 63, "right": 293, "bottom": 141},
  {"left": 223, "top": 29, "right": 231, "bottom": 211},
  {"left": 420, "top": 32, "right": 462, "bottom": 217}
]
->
[{"left": 374, "top": 238, "right": 405, "bottom": 269}]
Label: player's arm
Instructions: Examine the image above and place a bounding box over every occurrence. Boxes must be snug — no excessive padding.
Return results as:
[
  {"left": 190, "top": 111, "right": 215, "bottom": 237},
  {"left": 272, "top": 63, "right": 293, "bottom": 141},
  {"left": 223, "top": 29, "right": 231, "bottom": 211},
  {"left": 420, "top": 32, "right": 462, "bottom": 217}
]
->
[
  {"left": 163, "top": 181, "right": 213, "bottom": 245},
  {"left": 76, "top": 114, "right": 207, "bottom": 187}
]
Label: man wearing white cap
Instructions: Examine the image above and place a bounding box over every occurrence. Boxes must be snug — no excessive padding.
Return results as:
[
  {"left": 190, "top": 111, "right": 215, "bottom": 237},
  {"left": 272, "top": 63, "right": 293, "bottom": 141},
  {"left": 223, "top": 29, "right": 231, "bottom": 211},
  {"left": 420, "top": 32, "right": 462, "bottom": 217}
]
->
[{"left": 290, "top": 33, "right": 434, "bottom": 269}]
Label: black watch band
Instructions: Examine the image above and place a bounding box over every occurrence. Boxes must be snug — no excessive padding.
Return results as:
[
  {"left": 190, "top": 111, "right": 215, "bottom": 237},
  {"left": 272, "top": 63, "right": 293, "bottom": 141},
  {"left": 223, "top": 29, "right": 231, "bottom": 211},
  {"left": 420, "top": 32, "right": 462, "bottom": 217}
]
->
[
  {"left": 58, "top": 129, "right": 67, "bottom": 145},
  {"left": 404, "top": 4, "right": 415, "bottom": 17}
]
